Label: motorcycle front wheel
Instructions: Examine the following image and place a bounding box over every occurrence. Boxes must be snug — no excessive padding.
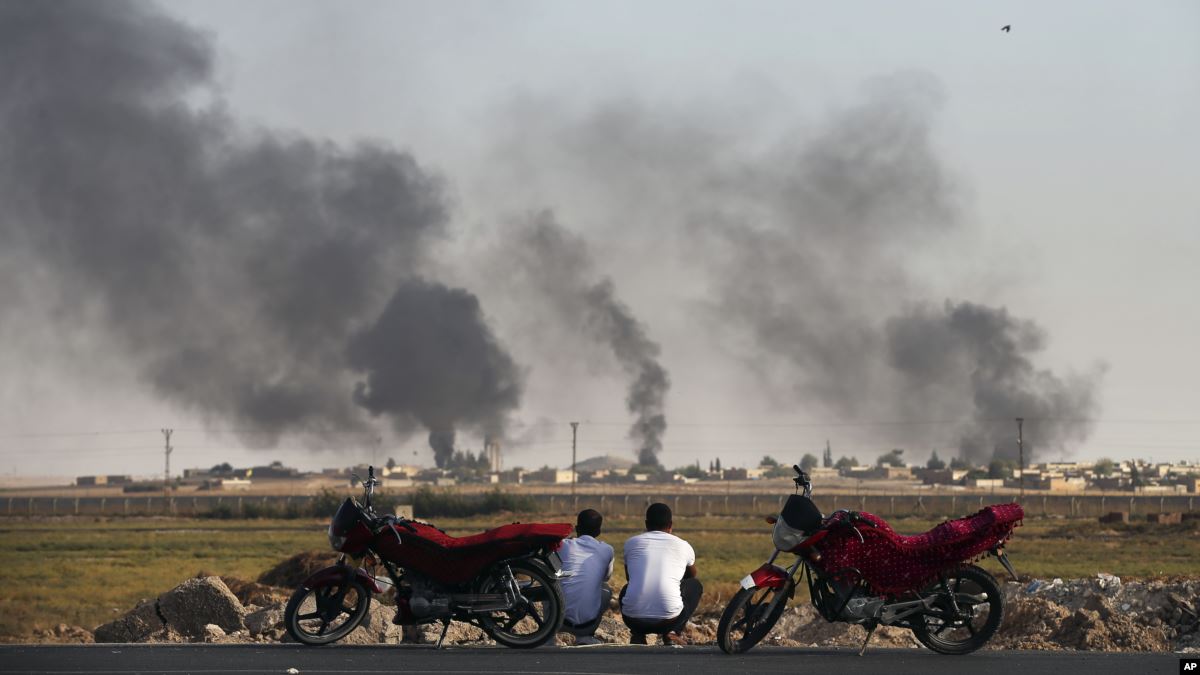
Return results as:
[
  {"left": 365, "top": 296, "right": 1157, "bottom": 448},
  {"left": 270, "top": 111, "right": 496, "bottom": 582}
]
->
[
  {"left": 717, "top": 583, "right": 791, "bottom": 654},
  {"left": 911, "top": 564, "right": 1003, "bottom": 655},
  {"left": 284, "top": 579, "right": 371, "bottom": 645},
  {"left": 476, "top": 559, "right": 564, "bottom": 649}
]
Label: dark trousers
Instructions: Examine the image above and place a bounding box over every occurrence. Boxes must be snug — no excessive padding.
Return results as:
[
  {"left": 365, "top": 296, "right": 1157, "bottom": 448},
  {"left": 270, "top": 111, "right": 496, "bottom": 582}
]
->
[
  {"left": 562, "top": 585, "right": 613, "bottom": 638},
  {"left": 619, "top": 578, "right": 703, "bottom": 637}
]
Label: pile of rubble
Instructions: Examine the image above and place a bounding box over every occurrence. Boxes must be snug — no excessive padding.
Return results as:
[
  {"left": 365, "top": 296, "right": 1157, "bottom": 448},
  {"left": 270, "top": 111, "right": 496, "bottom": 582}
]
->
[
  {"left": 994, "top": 574, "right": 1198, "bottom": 652},
  {"left": 60, "top": 572, "right": 1198, "bottom": 652}
]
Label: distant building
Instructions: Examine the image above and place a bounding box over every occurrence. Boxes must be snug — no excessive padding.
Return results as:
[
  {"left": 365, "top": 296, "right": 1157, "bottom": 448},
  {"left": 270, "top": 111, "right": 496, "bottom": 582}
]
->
[
  {"left": 922, "top": 469, "right": 969, "bottom": 485},
  {"left": 485, "top": 439, "right": 502, "bottom": 473},
  {"left": 491, "top": 469, "right": 524, "bottom": 484},
  {"left": 76, "top": 475, "right": 106, "bottom": 486},
  {"left": 105, "top": 475, "right": 132, "bottom": 485},
  {"left": 525, "top": 469, "right": 574, "bottom": 484}
]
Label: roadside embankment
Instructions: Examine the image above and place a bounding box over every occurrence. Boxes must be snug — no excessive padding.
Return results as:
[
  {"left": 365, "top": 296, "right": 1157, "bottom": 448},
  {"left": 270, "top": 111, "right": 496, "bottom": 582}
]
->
[{"left": 30, "top": 569, "right": 1197, "bottom": 652}]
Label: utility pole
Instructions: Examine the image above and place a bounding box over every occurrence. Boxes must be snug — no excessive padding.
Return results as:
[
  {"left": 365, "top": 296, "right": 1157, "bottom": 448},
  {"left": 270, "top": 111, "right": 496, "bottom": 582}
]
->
[
  {"left": 161, "top": 428, "right": 174, "bottom": 508},
  {"left": 570, "top": 422, "right": 579, "bottom": 497},
  {"left": 1016, "top": 417, "right": 1025, "bottom": 502}
]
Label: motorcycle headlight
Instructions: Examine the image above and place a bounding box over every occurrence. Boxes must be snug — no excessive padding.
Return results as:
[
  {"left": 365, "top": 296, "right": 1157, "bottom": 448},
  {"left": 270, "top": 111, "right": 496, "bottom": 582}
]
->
[
  {"left": 328, "top": 523, "right": 347, "bottom": 551},
  {"left": 772, "top": 518, "right": 807, "bottom": 552}
]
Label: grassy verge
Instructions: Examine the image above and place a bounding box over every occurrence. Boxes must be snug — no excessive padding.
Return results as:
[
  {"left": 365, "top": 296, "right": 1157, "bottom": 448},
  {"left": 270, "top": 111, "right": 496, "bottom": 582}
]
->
[{"left": 1, "top": 513, "right": 1196, "bottom": 638}]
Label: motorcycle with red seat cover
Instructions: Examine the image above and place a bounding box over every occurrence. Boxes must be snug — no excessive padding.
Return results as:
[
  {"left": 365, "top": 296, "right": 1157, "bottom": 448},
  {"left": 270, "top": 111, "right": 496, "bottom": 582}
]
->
[
  {"left": 717, "top": 465, "right": 1023, "bottom": 655},
  {"left": 284, "top": 467, "right": 572, "bottom": 648}
]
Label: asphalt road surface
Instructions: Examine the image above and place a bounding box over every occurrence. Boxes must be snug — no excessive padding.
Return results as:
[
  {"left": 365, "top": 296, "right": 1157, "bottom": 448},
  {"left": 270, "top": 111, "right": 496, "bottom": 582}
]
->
[{"left": 0, "top": 645, "right": 1182, "bottom": 675}]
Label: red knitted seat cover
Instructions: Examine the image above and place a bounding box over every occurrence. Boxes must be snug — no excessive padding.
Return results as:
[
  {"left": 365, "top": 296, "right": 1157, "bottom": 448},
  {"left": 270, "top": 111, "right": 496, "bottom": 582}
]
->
[
  {"left": 814, "top": 503, "right": 1023, "bottom": 596},
  {"left": 405, "top": 522, "right": 573, "bottom": 549},
  {"left": 372, "top": 521, "right": 572, "bottom": 585}
]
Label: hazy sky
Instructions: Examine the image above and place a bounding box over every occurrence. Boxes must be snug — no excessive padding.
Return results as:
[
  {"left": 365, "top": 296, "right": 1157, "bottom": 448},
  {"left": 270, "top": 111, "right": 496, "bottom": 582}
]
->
[{"left": 2, "top": 0, "right": 1198, "bottom": 477}]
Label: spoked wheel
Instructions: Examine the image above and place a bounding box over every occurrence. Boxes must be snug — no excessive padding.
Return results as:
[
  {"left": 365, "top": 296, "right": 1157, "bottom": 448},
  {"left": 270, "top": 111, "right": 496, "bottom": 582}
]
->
[
  {"left": 717, "top": 582, "right": 791, "bottom": 654},
  {"left": 911, "top": 565, "right": 1003, "bottom": 655},
  {"left": 284, "top": 579, "right": 371, "bottom": 645},
  {"left": 476, "top": 560, "right": 564, "bottom": 649}
]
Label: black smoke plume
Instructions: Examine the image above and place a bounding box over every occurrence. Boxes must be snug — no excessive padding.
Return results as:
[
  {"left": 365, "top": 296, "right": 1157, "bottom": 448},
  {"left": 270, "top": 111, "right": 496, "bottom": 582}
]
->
[
  {"left": 0, "top": 0, "right": 522, "bottom": 453},
  {"left": 704, "top": 73, "right": 1103, "bottom": 461},
  {"left": 502, "top": 213, "right": 670, "bottom": 467},
  {"left": 485, "top": 74, "right": 1102, "bottom": 463},
  {"left": 885, "top": 301, "right": 1103, "bottom": 462},
  {"left": 347, "top": 280, "right": 523, "bottom": 468}
]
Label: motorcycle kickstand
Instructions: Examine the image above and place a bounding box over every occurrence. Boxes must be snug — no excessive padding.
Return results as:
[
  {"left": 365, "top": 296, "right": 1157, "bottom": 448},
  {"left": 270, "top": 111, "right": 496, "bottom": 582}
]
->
[
  {"left": 858, "top": 622, "right": 877, "bottom": 656},
  {"left": 435, "top": 620, "right": 451, "bottom": 649}
]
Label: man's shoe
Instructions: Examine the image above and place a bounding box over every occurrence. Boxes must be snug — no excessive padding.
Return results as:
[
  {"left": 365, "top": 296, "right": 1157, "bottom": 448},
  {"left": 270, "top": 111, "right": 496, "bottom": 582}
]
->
[
  {"left": 661, "top": 631, "right": 686, "bottom": 647},
  {"left": 630, "top": 632, "right": 647, "bottom": 645},
  {"left": 575, "top": 636, "right": 601, "bottom": 646}
]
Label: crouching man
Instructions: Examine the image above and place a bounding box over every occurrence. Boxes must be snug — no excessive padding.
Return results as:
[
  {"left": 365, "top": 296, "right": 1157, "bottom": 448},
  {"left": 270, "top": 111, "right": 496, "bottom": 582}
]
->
[
  {"left": 559, "top": 509, "right": 614, "bottom": 645},
  {"left": 620, "top": 502, "right": 702, "bottom": 645}
]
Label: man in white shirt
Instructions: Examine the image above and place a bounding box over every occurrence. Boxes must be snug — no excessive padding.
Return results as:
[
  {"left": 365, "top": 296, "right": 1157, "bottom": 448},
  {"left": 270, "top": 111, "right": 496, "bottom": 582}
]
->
[
  {"left": 620, "top": 502, "right": 703, "bottom": 645},
  {"left": 558, "top": 509, "right": 614, "bottom": 645}
]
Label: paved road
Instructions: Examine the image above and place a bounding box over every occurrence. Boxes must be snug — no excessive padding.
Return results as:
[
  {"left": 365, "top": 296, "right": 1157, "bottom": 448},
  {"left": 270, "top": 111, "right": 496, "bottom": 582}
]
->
[{"left": 0, "top": 645, "right": 1183, "bottom": 675}]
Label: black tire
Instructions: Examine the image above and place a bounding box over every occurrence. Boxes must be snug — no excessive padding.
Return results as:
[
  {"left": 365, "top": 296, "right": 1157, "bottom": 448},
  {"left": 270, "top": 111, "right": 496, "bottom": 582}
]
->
[
  {"left": 477, "top": 559, "right": 564, "bottom": 649},
  {"left": 717, "top": 583, "right": 791, "bottom": 654},
  {"left": 911, "top": 564, "right": 1004, "bottom": 655},
  {"left": 284, "top": 579, "right": 371, "bottom": 646}
]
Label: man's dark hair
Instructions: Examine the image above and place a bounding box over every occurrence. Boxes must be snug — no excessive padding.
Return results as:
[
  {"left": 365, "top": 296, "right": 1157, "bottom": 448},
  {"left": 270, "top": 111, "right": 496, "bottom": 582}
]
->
[
  {"left": 645, "top": 502, "right": 672, "bottom": 531},
  {"left": 576, "top": 508, "right": 603, "bottom": 538}
]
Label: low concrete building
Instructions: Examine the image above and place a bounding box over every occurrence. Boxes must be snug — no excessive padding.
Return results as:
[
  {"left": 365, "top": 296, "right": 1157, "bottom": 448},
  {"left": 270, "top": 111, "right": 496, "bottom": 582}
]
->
[
  {"left": 923, "top": 469, "right": 969, "bottom": 485},
  {"left": 76, "top": 475, "right": 107, "bottom": 486}
]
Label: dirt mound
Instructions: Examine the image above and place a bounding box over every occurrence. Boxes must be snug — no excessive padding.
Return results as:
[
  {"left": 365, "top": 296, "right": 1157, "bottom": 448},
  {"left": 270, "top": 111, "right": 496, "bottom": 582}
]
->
[
  {"left": 31, "top": 624, "right": 93, "bottom": 644},
  {"left": 994, "top": 596, "right": 1071, "bottom": 649},
  {"left": 256, "top": 551, "right": 339, "bottom": 588},
  {"left": 995, "top": 575, "right": 1195, "bottom": 652}
]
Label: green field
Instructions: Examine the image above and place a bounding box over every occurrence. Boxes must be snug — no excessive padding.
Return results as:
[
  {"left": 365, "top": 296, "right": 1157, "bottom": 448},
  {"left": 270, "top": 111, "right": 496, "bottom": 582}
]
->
[{"left": 2, "top": 514, "right": 1197, "bottom": 639}]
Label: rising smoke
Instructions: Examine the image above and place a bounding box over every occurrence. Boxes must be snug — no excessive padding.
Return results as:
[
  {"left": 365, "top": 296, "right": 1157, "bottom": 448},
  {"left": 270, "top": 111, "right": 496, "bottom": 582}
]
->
[
  {"left": 0, "top": 0, "right": 522, "bottom": 458},
  {"left": 483, "top": 73, "right": 1103, "bottom": 463},
  {"left": 499, "top": 213, "right": 670, "bottom": 467},
  {"left": 347, "top": 279, "right": 523, "bottom": 468},
  {"left": 704, "top": 73, "right": 1104, "bottom": 461}
]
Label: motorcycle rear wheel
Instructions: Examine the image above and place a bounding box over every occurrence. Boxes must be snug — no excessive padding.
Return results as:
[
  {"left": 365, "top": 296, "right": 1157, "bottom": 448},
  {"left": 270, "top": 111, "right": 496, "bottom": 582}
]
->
[
  {"left": 717, "top": 583, "right": 790, "bottom": 654},
  {"left": 284, "top": 579, "right": 371, "bottom": 646},
  {"left": 911, "top": 564, "right": 1003, "bottom": 655},
  {"left": 477, "top": 559, "right": 564, "bottom": 649}
]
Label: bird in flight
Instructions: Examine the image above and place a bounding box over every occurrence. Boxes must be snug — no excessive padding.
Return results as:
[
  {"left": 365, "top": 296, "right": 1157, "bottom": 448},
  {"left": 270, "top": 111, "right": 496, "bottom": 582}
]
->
[{"left": 1001, "top": 25, "right": 1011, "bottom": 32}]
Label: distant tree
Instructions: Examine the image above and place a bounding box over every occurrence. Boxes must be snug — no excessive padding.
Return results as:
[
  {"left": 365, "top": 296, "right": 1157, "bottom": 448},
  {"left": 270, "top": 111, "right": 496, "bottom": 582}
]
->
[
  {"left": 1093, "top": 457, "right": 1115, "bottom": 477},
  {"left": 800, "top": 453, "right": 819, "bottom": 471},
  {"left": 834, "top": 456, "right": 859, "bottom": 470},
  {"left": 675, "top": 464, "right": 704, "bottom": 479},
  {"left": 1130, "top": 462, "right": 1147, "bottom": 487},
  {"left": 760, "top": 456, "right": 780, "bottom": 468},
  {"left": 876, "top": 449, "right": 905, "bottom": 468},
  {"left": 269, "top": 460, "right": 283, "bottom": 468},
  {"left": 926, "top": 451, "right": 946, "bottom": 471},
  {"left": 822, "top": 443, "right": 833, "bottom": 468},
  {"left": 386, "top": 457, "right": 397, "bottom": 471},
  {"left": 988, "top": 459, "right": 1015, "bottom": 479},
  {"left": 715, "top": 457, "right": 722, "bottom": 472},
  {"left": 210, "top": 462, "right": 233, "bottom": 475},
  {"left": 708, "top": 460, "right": 715, "bottom": 472},
  {"left": 949, "top": 456, "right": 971, "bottom": 470},
  {"left": 966, "top": 469, "right": 989, "bottom": 480}
]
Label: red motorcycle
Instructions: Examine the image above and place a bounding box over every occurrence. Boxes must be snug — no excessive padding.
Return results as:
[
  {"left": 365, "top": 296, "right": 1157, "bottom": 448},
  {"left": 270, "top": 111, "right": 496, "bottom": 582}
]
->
[
  {"left": 284, "top": 467, "right": 572, "bottom": 648},
  {"left": 718, "top": 466, "right": 1023, "bottom": 655}
]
